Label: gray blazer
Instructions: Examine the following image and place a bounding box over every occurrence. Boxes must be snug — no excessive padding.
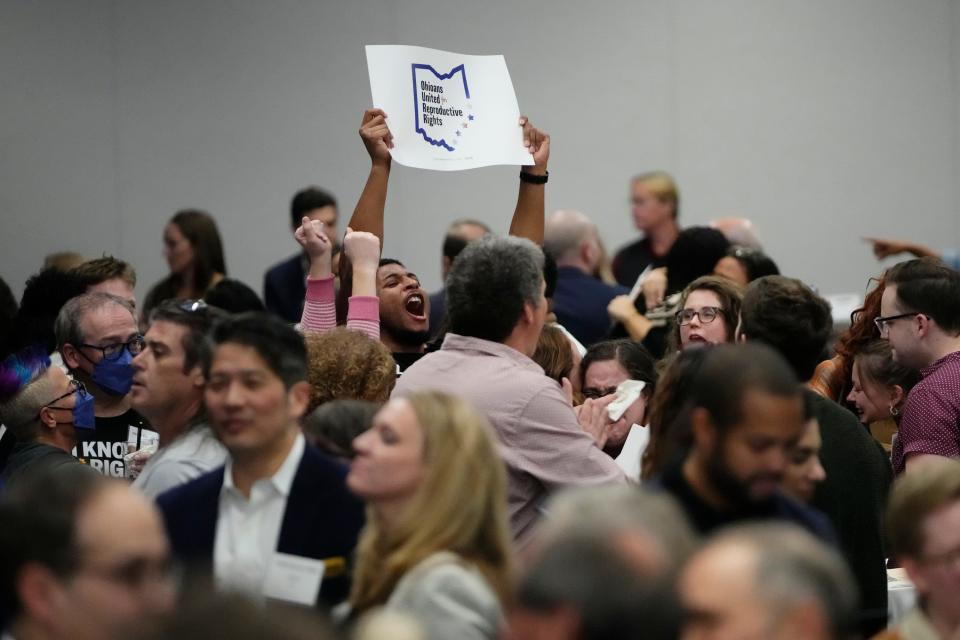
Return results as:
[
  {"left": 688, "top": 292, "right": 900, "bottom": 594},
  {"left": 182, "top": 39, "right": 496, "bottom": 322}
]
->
[{"left": 386, "top": 552, "right": 503, "bottom": 640}]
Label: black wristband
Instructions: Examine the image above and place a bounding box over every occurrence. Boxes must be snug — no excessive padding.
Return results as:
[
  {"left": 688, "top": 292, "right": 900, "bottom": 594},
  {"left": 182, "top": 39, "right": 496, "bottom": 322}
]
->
[{"left": 520, "top": 170, "right": 548, "bottom": 184}]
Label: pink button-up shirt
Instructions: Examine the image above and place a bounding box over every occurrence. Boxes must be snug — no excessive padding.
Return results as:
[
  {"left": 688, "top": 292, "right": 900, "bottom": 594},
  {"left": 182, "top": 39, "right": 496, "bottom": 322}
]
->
[{"left": 393, "top": 333, "right": 627, "bottom": 548}]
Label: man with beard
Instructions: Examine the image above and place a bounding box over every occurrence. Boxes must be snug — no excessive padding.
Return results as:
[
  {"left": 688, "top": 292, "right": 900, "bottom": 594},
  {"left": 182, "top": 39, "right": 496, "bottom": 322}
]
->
[
  {"left": 652, "top": 343, "right": 833, "bottom": 541},
  {"left": 740, "top": 275, "right": 892, "bottom": 636},
  {"left": 343, "top": 108, "right": 550, "bottom": 372}
]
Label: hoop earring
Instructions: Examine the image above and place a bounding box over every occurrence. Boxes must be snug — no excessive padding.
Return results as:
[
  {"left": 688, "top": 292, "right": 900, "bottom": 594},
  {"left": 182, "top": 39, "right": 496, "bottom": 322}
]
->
[{"left": 890, "top": 405, "right": 900, "bottom": 417}]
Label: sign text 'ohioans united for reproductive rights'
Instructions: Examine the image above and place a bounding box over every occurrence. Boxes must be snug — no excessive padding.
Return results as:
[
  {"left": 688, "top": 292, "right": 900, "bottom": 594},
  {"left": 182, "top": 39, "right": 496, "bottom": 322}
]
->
[{"left": 365, "top": 45, "right": 533, "bottom": 171}]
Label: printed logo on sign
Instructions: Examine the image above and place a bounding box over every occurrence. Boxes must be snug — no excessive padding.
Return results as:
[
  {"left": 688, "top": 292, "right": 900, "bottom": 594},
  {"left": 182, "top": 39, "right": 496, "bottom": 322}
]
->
[{"left": 412, "top": 63, "right": 476, "bottom": 152}]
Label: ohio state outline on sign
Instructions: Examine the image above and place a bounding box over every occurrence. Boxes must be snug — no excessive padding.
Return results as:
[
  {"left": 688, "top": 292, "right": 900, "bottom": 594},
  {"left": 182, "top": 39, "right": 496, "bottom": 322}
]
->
[{"left": 412, "top": 63, "right": 476, "bottom": 152}]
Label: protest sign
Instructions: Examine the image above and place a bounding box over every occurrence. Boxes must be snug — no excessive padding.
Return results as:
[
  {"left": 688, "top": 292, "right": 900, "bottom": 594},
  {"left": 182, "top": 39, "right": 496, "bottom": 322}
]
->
[{"left": 366, "top": 45, "right": 534, "bottom": 171}]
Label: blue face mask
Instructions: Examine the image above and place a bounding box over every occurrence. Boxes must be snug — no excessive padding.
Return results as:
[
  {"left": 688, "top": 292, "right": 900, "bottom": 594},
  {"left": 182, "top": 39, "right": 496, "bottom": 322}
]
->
[
  {"left": 90, "top": 348, "right": 135, "bottom": 396},
  {"left": 72, "top": 387, "right": 96, "bottom": 429}
]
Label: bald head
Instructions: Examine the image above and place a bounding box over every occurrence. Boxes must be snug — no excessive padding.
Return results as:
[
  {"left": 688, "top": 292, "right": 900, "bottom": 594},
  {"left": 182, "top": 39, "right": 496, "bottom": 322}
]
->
[
  {"left": 710, "top": 217, "right": 761, "bottom": 250},
  {"left": 544, "top": 210, "right": 600, "bottom": 272}
]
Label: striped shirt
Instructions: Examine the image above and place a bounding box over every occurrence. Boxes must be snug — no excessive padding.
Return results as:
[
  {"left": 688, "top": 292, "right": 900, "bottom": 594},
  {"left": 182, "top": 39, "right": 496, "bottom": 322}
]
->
[{"left": 299, "top": 275, "right": 379, "bottom": 340}]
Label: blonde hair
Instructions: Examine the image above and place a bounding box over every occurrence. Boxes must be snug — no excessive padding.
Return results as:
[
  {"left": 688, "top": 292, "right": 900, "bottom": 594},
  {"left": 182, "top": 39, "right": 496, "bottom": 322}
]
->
[
  {"left": 349, "top": 391, "right": 513, "bottom": 612},
  {"left": 633, "top": 171, "right": 679, "bottom": 219}
]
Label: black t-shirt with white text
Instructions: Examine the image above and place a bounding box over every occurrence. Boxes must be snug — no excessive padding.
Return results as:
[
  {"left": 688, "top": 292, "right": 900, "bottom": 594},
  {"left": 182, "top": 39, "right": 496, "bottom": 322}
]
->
[{"left": 73, "top": 409, "right": 156, "bottom": 478}]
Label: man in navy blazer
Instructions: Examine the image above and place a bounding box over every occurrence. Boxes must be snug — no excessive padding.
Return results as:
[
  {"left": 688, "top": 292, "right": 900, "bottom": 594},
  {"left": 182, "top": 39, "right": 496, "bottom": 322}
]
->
[
  {"left": 156, "top": 312, "right": 364, "bottom": 608},
  {"left": 264, "top": 187, "right": 339, "bottom": 323}
]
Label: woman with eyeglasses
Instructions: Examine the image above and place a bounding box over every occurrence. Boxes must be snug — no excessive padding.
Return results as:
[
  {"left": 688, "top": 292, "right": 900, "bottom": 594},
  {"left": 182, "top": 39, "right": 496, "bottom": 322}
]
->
[
  {"left": 143, "top": 209, "right": 227, "bottom": 321},
  {"left": 669, "top": 276, "right": 744, "bottom": 351}
]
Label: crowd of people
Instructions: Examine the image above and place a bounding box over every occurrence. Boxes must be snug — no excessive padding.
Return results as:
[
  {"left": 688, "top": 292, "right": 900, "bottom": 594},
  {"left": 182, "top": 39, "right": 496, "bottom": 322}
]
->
[{"left": 1, "top": 109, "right": 959, "bottom": 640}]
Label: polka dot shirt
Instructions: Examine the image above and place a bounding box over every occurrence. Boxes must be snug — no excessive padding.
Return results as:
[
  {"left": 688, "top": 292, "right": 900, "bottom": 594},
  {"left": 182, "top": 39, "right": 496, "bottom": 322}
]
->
[{"left": 892, "top": 350, "right": 960, "bottom": 474}]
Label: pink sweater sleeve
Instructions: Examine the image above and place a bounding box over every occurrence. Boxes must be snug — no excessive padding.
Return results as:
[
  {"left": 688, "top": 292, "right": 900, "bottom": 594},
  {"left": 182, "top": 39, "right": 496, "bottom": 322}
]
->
[
  {"left": 300, "top": 276, "right": 380, "bottom": 341},
  {"left": 347, "top": 296, "right": 380, "bottom": 341},
  {"left": 300, "top": 276, "right": 336, "bottom": 334}
]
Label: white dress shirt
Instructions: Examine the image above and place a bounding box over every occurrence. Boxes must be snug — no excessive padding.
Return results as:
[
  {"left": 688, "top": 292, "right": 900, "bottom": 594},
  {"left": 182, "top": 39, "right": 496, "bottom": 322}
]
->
[{"left": 213, "top": 433, "right": 305, "bottom": 595}]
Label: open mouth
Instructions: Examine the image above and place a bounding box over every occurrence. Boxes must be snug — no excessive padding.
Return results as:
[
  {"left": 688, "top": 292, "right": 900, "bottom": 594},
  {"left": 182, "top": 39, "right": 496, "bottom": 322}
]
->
[{"left": 404, "top": 293, "right": 426, "bottom": 320}]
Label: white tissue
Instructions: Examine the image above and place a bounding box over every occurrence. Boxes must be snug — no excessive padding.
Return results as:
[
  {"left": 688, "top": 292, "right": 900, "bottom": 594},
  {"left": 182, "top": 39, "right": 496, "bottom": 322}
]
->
[{"left": 606, "top": 379, "right": 646, "bottom": 421}]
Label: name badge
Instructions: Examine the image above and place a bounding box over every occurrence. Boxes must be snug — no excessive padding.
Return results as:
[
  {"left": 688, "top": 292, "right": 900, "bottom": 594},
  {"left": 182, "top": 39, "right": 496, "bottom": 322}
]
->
[{"left": 262, "top": 552, "right": 325, "bottom": 606}]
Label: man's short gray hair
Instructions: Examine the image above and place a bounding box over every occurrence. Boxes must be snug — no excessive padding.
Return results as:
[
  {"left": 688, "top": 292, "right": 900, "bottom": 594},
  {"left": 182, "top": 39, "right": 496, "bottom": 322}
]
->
[
  {"left": 446, "top": 235, "right": 545, "bottom": 343},
  {"left": 711, "top": 523, "right": 858, "bottom": 638},
  {"left": 540, "top": 486, "right": 698, "bottom": 572},
  {"left": 55, "top": 292, "right": 136, "bottom": 352}
]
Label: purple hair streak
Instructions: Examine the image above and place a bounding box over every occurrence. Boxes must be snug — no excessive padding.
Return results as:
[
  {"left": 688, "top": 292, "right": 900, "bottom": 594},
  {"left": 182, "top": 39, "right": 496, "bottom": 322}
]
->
[{"left": 0, "top": 345, "right": 51, "bottom": 403}]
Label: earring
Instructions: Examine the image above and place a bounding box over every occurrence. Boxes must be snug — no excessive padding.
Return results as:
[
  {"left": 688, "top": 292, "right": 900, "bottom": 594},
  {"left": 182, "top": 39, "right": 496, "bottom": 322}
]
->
[{"left": 890, "top": 405, "right": 900, "bottom": 417}]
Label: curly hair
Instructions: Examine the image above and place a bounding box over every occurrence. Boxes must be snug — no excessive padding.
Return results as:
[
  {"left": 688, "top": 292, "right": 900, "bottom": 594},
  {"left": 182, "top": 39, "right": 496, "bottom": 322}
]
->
[
  {"left": 830, "top": 275, "right": 886, "bottom": 401},
  {"left": 305, "top": 328, "right": 396, "bottom": 413}
]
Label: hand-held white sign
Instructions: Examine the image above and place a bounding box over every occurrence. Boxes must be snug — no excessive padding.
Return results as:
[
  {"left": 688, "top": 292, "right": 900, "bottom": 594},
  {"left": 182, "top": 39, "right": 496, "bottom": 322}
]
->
[{"left": 365, "top": 45, "right": 534, "bottom": 171}]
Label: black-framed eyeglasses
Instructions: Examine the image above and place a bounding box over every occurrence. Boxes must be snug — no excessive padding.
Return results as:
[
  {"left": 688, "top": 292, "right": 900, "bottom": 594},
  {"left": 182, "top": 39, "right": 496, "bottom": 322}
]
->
[
  {"left": 40, "top": 379, "right": 86, "bottom": 413},
  {"left": 79, "top": 335, "right": 146, "bottom": 361},
  {"left": 873, "top": 312, "right": 920, "bottom": 336},
  {"left": 676, "top": 307, "right": 722, "bottom": 326}
]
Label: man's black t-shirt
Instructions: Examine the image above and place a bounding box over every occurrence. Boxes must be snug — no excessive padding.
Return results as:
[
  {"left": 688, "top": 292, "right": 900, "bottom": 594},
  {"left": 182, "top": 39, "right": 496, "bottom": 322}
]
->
[
  {"left": 393, "top": 341, "right": 442, "bottom": 376},
  {"left": 73, "top": 409, "right": 156, "bottom": 478},
  {"left": 807, "top": 390, "right": 892, "bottom": 636},
  {"left": 612, "top": 227, "right": 730, "bottom": 292},
  {"left": 611, "top": 237, "right": 657, "bottom": 288},
  {"left": 652, "top": 460, "right": 836, "bottom": 543},
  {"left": 393, "top": 352, "right": 426, "bottom": 375}
]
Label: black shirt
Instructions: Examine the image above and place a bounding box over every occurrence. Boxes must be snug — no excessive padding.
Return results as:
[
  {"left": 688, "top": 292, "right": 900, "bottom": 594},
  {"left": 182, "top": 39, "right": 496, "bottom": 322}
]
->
[
  {"left": 612, "top": 227, "right": 730, "bottom": 293},
  {"left": 610, "top": 227, "right": 730, "bottom": 357},
  {"left": 807, "top": 390, "right": 892, "bottom": 636},
  {"left": 2, "top": 441, "right": 97, "bottom": 488},
  {"left": 652, "top": 459, "right": 836, "bottom": 542},
  {"left": 73, "top": 408, "right": 154, "bottom": 478}
]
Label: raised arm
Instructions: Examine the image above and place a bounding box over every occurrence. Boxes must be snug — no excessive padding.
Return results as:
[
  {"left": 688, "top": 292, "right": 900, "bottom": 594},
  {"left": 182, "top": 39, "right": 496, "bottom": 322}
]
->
[
  {"left": 508, "top": 116, "right": 551, "bottom": 244},
  {"left": 864, "top": 237, "right": 939, "bottom": 261},
  {"left": 296, "top": 216, "right": 336, "bottom": 334},
  {"left": 342, "top": 227, "right": 381, "bottom": 341},
  {"left": 346, "top": 108, "right": 394, "bottom": 243}
]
